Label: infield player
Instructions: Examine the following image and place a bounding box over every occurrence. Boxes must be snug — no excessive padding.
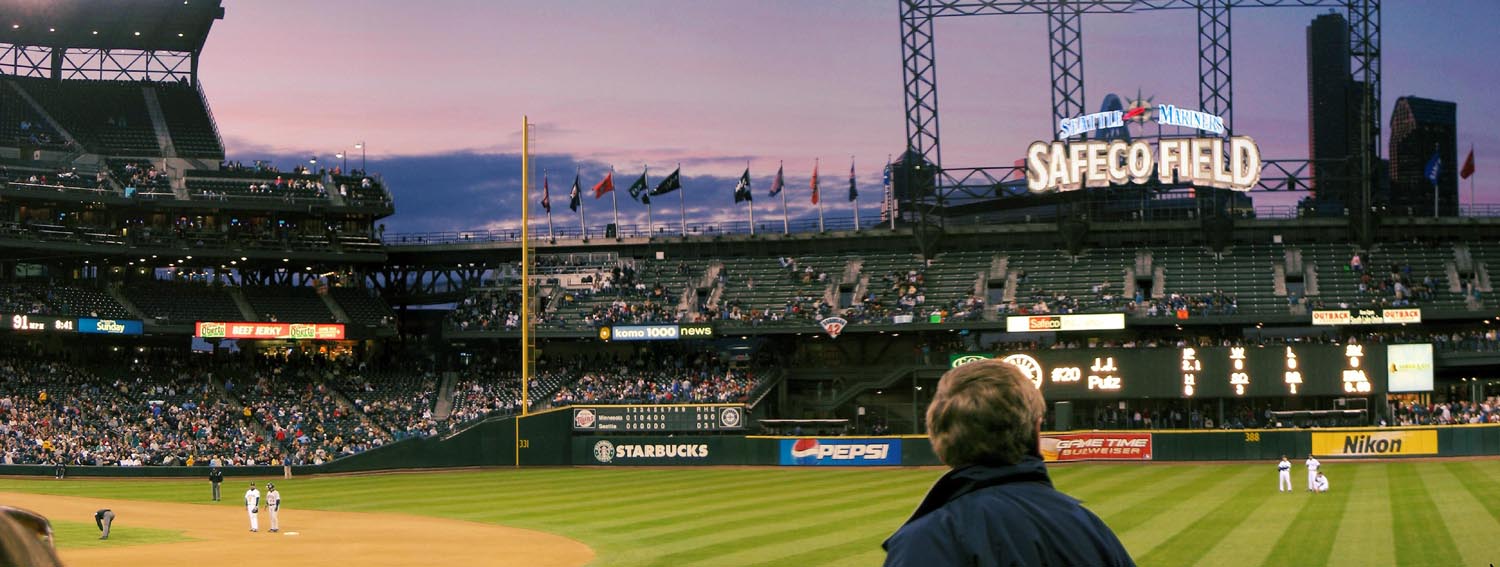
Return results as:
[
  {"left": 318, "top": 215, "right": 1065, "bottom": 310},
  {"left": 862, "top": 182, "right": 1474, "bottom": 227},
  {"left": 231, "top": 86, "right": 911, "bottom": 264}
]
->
[
  {"left": 1277, "top": 455, "right": 1292, "bottom": 492},
  {"left": 1313, "top": 472, "right": 1329, "bottom": 493},
  {"left": 266, "top": 483, "right": 281, "bottom": 533},
  {"left": 1305, "top": 454, "right": 1320, "bottom": 492},
  {"left": 245, "top": 482, "right": 261, "bottom": 532}
]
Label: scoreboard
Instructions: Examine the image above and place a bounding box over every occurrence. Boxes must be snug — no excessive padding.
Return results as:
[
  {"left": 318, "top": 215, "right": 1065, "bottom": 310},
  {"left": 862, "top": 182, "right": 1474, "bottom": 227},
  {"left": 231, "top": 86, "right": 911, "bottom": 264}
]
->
[
  {"left": 956, "top": 344, "right": 1404, "bottom": 400},
  {"left": 572, "top": 405, "right": 746, "bottom": 433}
]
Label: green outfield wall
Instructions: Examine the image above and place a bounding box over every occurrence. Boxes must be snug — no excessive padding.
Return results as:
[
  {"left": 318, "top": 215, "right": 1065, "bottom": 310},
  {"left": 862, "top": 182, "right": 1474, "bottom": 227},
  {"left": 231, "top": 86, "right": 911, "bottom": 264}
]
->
[{"left": 2, "top": 420, "right": 1496, "bottom": 477}]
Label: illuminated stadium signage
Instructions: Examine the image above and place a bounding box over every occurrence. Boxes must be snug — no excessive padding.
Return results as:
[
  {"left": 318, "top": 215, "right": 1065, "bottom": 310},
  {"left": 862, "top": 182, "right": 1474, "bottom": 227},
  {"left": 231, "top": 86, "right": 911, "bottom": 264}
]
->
[
  {"left": 195, "top": 322, "right": 346, "bottom": 340},
  {"left": 1006, "top": 313, "right": 1125, "bottom": 333},
  {"left": 79, "top": 318, "right": 144, "bottom": 335},
  {"left": 1386, "top": 344, "right": 1434, "bottom": 393},
  {"left": 1025, "top": 137, "right": 1261, "bottom": 193},
  {"left": 598, "top": 324, "right": 716, "bottom": 342},
  {"left": 8, "top": 314, "right": 75, "bottom": 332},
  {"left": 1342, "top": 344, "right": 1372, "bottom": 393},
  {"left": 1057, "top": 104, "right": 1225, "bottom": 139},
  {"left": 961, "top": 345, "right": 1396, "bottom": 400},
  {"left": 1311, "top": 308, "right": 1421, "bottom": 326},
  {"left": 3, "top": 314, "right": 144, "bottom": 335}
]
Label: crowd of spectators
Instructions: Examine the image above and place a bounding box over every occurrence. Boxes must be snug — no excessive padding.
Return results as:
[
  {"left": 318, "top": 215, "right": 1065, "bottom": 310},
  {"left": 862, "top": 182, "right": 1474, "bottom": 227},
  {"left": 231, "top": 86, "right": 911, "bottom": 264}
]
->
[
  {"left": 0, "top": 166, "right": 107, "bottom": 191},
  {"left": 0, "top": 354, "right": 267, "bottom": 466},
  {"left": 449, "top": 289, "right": 523, "bottom": 331},
  {"left": 236, "top": 357, "right": 387, "bottom": 466},
  {"left": 1390, "top": 399, "right": 1500, "bottom": 425},
  {"left": 550, "top": 348, "right": 758, "bottom": 405}
]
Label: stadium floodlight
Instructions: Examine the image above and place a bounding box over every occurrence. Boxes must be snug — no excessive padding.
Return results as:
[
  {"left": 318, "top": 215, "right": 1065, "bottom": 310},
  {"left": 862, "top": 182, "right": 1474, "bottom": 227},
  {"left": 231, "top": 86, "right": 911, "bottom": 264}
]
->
[{"left": 355, "top": 142, "right": 366, "bottom": 172}]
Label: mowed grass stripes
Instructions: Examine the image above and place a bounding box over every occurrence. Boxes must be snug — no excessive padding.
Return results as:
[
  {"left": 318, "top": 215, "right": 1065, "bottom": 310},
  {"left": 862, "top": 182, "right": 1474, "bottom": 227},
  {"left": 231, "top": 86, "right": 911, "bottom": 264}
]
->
[{"left": 1, "top": 460, "right": 1498, "bottom": 567}]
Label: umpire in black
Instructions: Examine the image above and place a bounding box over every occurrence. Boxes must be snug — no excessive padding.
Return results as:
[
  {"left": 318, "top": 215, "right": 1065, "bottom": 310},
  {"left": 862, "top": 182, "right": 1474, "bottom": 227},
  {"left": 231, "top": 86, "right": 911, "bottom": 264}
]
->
[
  {"left": 94, "top": 509, "right": 113, "bottom": 540},
  {"left": 882, "top": 359, "right": 1134, "bottom": 566},
  {"left": 209, "top": 467, "right": 224, "bottom": 501}
]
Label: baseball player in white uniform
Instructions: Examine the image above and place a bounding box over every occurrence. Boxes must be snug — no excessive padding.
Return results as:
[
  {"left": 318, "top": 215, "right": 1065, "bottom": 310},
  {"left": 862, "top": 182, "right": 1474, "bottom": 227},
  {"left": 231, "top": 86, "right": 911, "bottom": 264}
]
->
[
  {"left": 266, "top": 483, "right": 281, "bottom": 533},
  {"left": 1314, "top": 472, "right": 1329, "bottom": 493},
  {"left": 1277, "top": 455, "right": 1292, "bottom": 492},
  {"left": 1305, "top": 455, "right": 1320, "bottom": 492},
  {"left": 245, "top": 482, "right": 261, "bottom": 532}
]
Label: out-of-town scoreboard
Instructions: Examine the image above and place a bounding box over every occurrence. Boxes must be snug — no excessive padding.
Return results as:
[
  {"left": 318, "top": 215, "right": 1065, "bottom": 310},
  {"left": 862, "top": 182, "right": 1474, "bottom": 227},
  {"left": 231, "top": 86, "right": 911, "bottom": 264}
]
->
[{"left": 571, "top": 405, "right": 746, "bottom": 432}]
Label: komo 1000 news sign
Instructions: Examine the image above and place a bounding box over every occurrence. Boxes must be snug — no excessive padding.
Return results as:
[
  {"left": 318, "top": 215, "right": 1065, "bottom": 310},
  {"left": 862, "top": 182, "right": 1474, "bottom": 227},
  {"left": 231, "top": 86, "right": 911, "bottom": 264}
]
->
[{"left": 950, "top": 344, "right": 1414, "bottom": 400}]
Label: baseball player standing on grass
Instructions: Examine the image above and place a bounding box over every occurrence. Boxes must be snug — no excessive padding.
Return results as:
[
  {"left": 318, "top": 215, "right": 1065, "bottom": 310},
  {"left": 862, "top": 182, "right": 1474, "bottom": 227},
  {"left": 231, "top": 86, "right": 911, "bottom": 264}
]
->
[
  {"left": 245, "top": 482, "right": 261, "bottom": 532},
  {"left": 266, "top": 483, "right": 281, "bottom": 533},
  {"left": 210, "top": 467, "right": 224, "bottom": 501},
  {"left": 1305, "top": 454, "right": 1320, "bottom": 492},
  {"left": 1277, "top": 455, "right": 1292, "bottom": 492}
]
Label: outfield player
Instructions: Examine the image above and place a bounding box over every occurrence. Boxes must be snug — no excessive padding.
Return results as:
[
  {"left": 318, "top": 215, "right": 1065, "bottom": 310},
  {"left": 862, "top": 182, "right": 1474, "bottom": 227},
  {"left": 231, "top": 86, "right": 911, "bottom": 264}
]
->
[
  {"left": 1277, "top": 455, "right": 1292, "bottom": 492},
  {"left": 245, "top": 482, "right": 261, "bottom": 532},
  {"left": 1305, "top": 454, "right": 1320, "bottom": 492},
  {"left": 266, "top": 483, "right": 281, "bottom": 533},
  {"left": 1313, "top": 472, "right": 1329, "bottom": 493}
]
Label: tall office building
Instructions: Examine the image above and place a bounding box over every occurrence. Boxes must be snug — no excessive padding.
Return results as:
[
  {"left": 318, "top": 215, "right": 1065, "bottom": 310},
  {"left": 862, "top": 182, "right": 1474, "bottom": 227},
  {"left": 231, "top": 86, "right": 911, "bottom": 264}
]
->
[
  {"left": 1306, "top": 13, "right": 1353, "bottom": 206},
  {"left": 1389, "top": 97, "right": 1458, "bottom": 216}
]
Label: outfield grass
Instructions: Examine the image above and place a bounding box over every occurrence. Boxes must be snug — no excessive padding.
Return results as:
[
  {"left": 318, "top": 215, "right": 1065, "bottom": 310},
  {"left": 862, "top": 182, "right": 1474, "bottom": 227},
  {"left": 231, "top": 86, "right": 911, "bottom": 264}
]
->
[
  {"left": 47, "top": 519, "right": 193, "bottom": 550},
  {"left": 1, "top": 461, "right": 1498, "bottom": 566}
]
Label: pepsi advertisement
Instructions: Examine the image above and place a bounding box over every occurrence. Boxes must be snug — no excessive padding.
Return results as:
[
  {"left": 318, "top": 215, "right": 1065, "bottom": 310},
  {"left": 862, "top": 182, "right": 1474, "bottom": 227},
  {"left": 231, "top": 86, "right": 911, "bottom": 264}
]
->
[{"left": 779, "top": 438, "right": 902, "bottom": 466}]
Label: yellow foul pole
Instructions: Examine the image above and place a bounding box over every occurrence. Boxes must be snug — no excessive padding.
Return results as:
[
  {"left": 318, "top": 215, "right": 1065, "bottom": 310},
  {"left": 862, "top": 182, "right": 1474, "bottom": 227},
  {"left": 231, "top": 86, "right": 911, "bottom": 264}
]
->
[
  {"left": 518, "top": 116, "right": 531, "bottom": 467},
  {"left": 521, "top": 116, "right": 532, "bottom": 417}
]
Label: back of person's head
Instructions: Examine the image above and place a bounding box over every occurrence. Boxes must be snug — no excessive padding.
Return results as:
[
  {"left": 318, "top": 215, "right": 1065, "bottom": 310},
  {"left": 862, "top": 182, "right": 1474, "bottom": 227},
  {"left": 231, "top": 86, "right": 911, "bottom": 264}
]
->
[
  {"left": 0, "top": 507, "right": 63, "bottom": 567},
  {"left": 926, "top": 359, "right": 1045, "bottom": 468}
]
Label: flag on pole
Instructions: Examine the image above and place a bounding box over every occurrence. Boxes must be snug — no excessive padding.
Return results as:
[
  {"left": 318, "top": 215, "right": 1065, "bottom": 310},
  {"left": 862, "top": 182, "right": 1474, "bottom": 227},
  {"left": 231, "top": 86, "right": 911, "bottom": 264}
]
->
[
  {"left": 593, "top": 171, "right": 614, "bottom": 199},
  {"left": 541, "top": 173, "right": 551, "bottom": 213},
  {"left": 628, "top": 169, "right": 649, "bottom": 201},
  {"left": 734, "top": 168, "right": 753, "bottom": 203},
  {"left": 811, "top": 161, "right": 820, "bottom": 204},
  {"left": 770, "top": 164, "right": 784, "bottom": 196},
  {"left": 651, "top": 167, "right": 682, "bottom": 196},
  {"left": 848, "top": 158, "right": 858, "bottom": 202},
  {"left": 1461, "top": 147, "right": 1476, "bottom": 180},
  {"left": 1425, "top": 152, "right": 1442, "bottom": 185},
  {"left": 568, "top": 174, "right": 582, "bottom": 212}
]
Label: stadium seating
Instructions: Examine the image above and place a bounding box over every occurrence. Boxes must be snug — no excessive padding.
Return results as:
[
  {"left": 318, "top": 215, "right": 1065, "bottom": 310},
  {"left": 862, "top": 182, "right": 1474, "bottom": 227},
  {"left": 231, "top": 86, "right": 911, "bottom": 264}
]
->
[
  {"left": 13, "top": 77, "right": 161, "bottom": 156},
  {"left": 0, "top": 283, "right": 132, "bottom": 319},
  {"left": 0, "top": 80, "right": 68, "bottom": 150},
  {"left": 241, "top": 286, "right": 336, "bottom": 323},
  {"left": 152, "top": 82, "right": 224, "bottom": 158},
  {"left": 123, "top": 281, "right": 244, "bottom": 323},
  {"left": 329, "top": 288, "right": 396, "bottom": 327}
]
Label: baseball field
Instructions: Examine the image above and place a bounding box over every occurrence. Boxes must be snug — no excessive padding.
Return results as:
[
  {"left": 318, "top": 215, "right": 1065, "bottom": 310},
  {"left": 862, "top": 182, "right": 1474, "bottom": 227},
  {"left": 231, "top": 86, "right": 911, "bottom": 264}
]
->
[{"left": 0, "top": 459, "right": 1496, "bottom": 566}]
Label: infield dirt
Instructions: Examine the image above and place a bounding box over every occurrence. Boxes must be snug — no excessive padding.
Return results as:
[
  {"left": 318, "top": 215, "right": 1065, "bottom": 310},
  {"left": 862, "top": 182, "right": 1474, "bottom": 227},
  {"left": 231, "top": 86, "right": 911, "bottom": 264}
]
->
[{"left": 0, "top": 491, "right": 594, "bottom": 567}]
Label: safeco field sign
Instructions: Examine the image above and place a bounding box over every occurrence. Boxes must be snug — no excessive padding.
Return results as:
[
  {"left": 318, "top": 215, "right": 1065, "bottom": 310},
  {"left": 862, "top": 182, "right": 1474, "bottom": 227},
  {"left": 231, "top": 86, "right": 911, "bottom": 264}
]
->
[{"left": 1311, "top": 430, "right": 1437, "bottom": 457}]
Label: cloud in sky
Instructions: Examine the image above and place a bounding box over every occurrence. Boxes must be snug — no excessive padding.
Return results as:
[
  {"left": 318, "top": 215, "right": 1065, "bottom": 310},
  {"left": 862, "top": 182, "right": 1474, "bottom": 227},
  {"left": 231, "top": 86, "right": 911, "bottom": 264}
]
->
[{"left": 207, "top": 0, "right": 1500, "bottom": 208}]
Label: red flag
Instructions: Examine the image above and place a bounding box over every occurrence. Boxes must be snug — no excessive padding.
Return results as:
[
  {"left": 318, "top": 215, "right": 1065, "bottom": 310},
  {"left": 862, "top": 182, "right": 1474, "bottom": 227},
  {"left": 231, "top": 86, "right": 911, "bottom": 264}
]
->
[
  {"left": 1461, "top": 147, "right": 1475, "bottom": 180},
  {"left": 593, "top": 172, "right": 615, "bottom": 199},
  {"left": 811, "top": 161, "right": 820, "bottom": 204}
]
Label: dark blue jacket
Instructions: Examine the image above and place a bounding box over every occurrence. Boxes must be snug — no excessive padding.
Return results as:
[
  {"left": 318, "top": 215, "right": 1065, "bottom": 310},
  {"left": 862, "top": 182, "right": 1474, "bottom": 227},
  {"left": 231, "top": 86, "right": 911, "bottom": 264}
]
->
[{"left": 883, "top": 457, "right": 1134, "bottom": 567}]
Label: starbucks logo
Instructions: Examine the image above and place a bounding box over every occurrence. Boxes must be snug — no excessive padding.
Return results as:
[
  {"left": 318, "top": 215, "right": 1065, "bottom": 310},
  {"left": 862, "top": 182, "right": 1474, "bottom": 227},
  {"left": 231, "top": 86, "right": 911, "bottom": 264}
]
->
[{"left": 593, "top": 440, "right": 615, "bottom": 463}]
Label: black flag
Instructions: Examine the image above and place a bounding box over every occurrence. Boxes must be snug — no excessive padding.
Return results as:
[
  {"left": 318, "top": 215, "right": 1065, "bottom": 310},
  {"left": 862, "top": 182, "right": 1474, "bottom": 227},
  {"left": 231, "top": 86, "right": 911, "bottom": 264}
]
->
[
  {"left": 734, "top": 168, "right": 753, "bottom": 203},
  {"left": 651, "top": 167, "right": 682, "bottom": 196}
]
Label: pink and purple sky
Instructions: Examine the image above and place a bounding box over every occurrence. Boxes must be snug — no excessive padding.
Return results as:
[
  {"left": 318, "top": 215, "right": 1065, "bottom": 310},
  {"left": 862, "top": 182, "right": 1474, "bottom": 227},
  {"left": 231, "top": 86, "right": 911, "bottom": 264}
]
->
[{"left": 196, "top": 0, "right": 1500, "bottom": 233}]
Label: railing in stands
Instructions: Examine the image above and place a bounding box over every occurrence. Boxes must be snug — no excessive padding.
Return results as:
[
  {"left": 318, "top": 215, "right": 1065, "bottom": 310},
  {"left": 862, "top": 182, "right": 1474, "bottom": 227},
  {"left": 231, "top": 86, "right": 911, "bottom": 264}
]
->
[{"left": 384, "top": 205, "right": 1500, "bottom": 247}]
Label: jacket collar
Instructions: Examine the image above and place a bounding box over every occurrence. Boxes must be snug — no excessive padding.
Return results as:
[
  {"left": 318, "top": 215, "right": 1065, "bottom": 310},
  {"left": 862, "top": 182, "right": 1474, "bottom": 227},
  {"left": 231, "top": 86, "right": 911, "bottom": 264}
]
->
[{"left": 896, "top": 456, "right": 1054, "bottom": 533}]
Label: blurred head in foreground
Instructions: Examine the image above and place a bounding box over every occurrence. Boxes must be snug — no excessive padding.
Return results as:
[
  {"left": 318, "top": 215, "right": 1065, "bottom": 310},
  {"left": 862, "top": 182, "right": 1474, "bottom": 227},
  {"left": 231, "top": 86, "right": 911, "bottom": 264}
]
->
[
  {"left": 926, "top": 359, "right": 1045, "bottom": 468},
  {"left": 882, "top": 359, "right": 1135, "bottom": 567}
]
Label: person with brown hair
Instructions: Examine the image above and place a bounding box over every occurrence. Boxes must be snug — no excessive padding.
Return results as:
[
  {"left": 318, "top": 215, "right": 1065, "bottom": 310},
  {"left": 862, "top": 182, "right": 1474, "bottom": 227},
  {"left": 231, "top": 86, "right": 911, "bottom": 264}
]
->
[{"left": 882, "top": 359, "right": 1134, "bottom": 566}]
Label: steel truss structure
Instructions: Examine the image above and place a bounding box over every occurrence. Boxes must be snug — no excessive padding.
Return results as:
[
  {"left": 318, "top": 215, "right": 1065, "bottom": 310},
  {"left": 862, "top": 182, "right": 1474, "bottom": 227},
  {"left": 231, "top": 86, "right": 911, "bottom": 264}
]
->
[
  {"left": 899, "top": 0, "right": 1382, "bottom": 237},
  {"left": 0, "top": 43, "right": 199, "bottom": 83}
]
